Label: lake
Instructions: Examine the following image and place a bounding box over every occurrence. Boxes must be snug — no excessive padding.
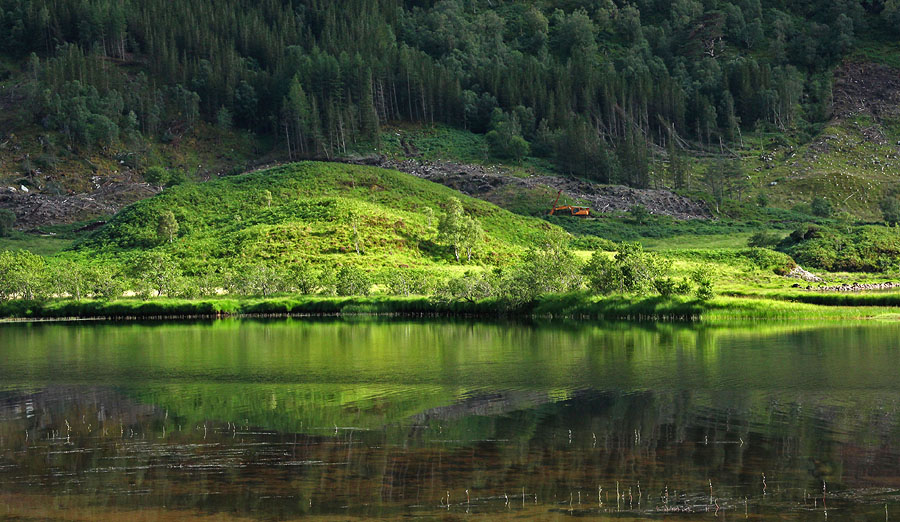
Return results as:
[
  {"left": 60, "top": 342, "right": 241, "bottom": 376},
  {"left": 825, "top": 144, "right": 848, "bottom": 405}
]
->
[{"left": 0, "top": 319, "right": 898, "bottom": 520}]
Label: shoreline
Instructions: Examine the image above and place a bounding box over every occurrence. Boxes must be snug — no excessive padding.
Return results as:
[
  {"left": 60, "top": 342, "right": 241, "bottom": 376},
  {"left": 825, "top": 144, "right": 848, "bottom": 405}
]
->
[{"left": 3, "top": 293, "right": 900, "bottom": 324}]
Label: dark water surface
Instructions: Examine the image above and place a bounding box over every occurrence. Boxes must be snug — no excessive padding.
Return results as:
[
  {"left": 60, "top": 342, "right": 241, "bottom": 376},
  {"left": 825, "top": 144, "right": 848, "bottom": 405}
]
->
[{"left": 1, "top": 319, "right": 899, "bottom": 520}]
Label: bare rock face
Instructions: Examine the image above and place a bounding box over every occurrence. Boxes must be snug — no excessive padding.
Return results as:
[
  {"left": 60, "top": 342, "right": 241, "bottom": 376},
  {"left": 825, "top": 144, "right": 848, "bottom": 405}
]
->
[
  {"left": 811, "top": 281, "right": 900, "bottom": 292},
  {"left": 0, "top": 182, "right": 157, "bottom": 230},
  {"left": 786, "top": 266, "right": 824, "bottom": 283},
  {"left": 350, "top": 157, "right": 712, "bottom": 220}
]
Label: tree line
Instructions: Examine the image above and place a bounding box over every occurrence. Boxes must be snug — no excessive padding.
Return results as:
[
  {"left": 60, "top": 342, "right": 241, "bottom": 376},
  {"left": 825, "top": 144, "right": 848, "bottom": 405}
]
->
[{"left": 0, "top": 0, "right": 884, "bottom": 186}]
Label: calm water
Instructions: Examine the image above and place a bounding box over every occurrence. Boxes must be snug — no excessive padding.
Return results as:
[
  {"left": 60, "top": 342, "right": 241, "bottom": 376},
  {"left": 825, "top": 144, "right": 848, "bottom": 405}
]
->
[{"left": 0, "top": 319, "right": 898, "bottom": 520}]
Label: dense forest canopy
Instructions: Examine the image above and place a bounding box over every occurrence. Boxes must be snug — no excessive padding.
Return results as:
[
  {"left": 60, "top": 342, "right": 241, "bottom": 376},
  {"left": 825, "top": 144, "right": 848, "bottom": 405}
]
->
[{"left": 0, "top": 0, "right": 893, "bottom": 186}]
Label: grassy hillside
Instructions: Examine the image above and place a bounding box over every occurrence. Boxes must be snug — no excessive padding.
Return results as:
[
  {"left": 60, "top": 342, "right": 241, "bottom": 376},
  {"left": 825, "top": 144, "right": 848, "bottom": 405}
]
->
[{"left": 74, "top": 161, "right": 562, "bottom": 273}]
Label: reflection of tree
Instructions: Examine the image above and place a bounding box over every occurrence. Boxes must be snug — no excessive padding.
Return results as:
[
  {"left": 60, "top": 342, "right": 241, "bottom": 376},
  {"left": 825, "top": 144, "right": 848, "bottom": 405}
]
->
[{"left": 1, "top": 321, "right": 900, "bottom": 517}]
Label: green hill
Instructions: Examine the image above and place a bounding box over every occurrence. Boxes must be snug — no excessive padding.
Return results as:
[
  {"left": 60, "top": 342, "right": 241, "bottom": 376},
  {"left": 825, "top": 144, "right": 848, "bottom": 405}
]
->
[{"left": 74, "top": 161, "right": 563, "bottom": 274}]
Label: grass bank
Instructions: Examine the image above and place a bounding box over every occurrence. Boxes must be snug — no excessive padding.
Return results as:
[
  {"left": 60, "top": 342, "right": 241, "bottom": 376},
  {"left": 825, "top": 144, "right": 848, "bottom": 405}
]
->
[{"left": 2, "top": 293, "right": 898, "bottom": 323}]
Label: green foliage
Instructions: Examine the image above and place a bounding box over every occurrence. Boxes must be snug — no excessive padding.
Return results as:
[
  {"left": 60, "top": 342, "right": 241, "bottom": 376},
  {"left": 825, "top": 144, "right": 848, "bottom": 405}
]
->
[
  {"left": 437, "top": 197, "right": 465, "bottom": 262},
  {"left": 224, "top": 262, "right": 289, "bottom": 297},
  {"left": 880, "top": 196, "right": 900, "bottom": 225},
  {"left": 166, "top": 169, "right": 187, "bottom": 187},
  {"left": 126, "top": 251, "right": 182, "bottom": 298},
  {"left": 691, "top": 269, "right": 715, "bottom": 301},
  {"left": 435, "top": 270, "right": 497, "bottom": 303},
  {"left": 747, "top": 230, "right": 783, "bottom": 248},
  {"left": 703, "top": 158, "right": 747, "bottom": 213},
  {"left": 156, "top": 210, "right": 178, "bottom": 244},
  {"left": 0, "top": 0, "right": 886, "bottom": 190},
  {"left": 485, "top": 109, "right": 530, "bottom": 163},
  {"left": 583, "top": 243, "right": 671, "bottom": 296},
  {"left": 502, "top": 240, "right": 583, "bottom": 306},
  {"left": 781, "top": 225, "right": 900, "bottom": 272},
  {"left": 216, "top": 106, "right": 233, "bottom": 131},
  {"left": 383, "top": 268, "right": 436, "bottom": 297},
  {"left": 628, "top": 205, "right": 650, "bottom": 225},
  {"left": 569, "top": 235, "right": 617, "bottom": 251},
  {"left": 810, "top": 196, "right": 834, "bottom": 218},
  {"left": 0, "top": 249, "right": 48, "bottom": 301},
  {"left": 335, "top": 266, "right": 371, "bottom": 296},
  {"left": 144, "top": 166, "right": 169, "bottom": 189},
  {"left": 0, "top": 209, "right": 15, "bottom": 237}
]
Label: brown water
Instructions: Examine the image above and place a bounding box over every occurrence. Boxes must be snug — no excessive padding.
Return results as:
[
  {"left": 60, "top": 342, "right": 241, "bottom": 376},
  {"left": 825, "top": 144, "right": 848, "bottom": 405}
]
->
[{"left": 0, "top": 319, "right": 898, "bottom": 520}]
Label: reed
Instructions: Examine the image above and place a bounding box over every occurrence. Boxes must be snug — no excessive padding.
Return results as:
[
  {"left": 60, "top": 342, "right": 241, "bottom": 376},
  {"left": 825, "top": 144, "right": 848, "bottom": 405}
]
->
[{"left": 4, "top": 292, "right": 900, "bottom": 322}]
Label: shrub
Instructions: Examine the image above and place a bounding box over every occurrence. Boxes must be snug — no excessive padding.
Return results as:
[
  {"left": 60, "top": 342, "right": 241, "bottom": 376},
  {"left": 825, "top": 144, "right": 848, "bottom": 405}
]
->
[
  {"left": 789, "top": 224, "right": 821, "bottom": 243},
  {"left": 0, "top": 250, "right": 48, "bottom": 301},
  {"left": 691, "top": 269, "right": 714, "bottom": 301},
  {"left": 880, "top": 196, "right": 900, "bottom": 225},
  {"left": 747, "top": 230, "right": 782, "bottom": 248},
  {"left": 335, "top": 266, "right": 371, "bottom": 296},
  {"left": 435, "top": 270, "right": 496, "bottom": 303},
  {"left": 628, "top": 204, "right": 650, "bottom": 224},
  {"left": 652, "top": 277, "right": 677, "bottom": 297},
  {"left": 810, "top": 196, "right": 833, "bottom": 218},
  {"left": 225, "top": 262, "right": 288, "bottom": 297},
  {"left": 779, "top": 225, "right": 900, "bottom": 273},
  {"left": 583, "top": 242, "right": 670, "bottom": 295},
  {"left": 384, "top": 268, "right": 436, "bottom": 296},
  {"left": 501, "top": 242, "right": 582, "bottom": 305},
  {"left": 570, "top": 235, "right": 617, "bottom": 251},
  {"left": 0, "top": 209, "right": 15, "bottom": 237},
  {"left": 144, "top": 166, "right": 169, "bottom": 189}
]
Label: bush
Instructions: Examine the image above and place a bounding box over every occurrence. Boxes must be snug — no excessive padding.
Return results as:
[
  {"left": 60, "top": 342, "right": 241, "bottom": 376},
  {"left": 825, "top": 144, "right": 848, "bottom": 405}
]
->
[
  {"left": 583, "top": 242, "right": 670, "bottom": 295},
  {"left": 335, "top": 266, "right": 371, "bottom": 296},
  {"left": 166, "top": 168, "right": 188, "bottom": 187},
  {"left": 501, "top": 243, "right": 582, "bottom": 305},
  {"left": 810, "top": 196, "right": 833, "bottom": 218},
  {"left": 435, "top": 270, "right": 496, "bottom": 303},
  {"left": 880, "top": 196, "right": 900, "bottom": 225},
  {"left": 384, "top": 268, "right": 436, "bottom": 296},
  {"left": 0, "top": 209, "right": 15, "bottom": 237},
  {"left": 780, "top": 225, "right": 900, "bottom": 273},
  {"left": 652, "top": 277, "right": 677, "bottom": 297},
  {"left": 789, "top": 224, "right": 821, "bottom": 242},
  {"left": 747, "top": 230, "right": 782, "bottom": 248},
  {"left": 569, "top": 235, "right": 617, "bottom": 251},
  {"left": 224, "top": 262, "right": 289, "bottom": 297},
  {"left": 691, "top": 269, "right": 714, "bottom": 301},
  {"left": 0, "top": 250, "right": 49, "bottom": 301},
  {"left": 144, "top": 166, "right": 169, "bottom": 189},
  {"left": 628, "top": 204, "right": 650, "bottom": 224}
]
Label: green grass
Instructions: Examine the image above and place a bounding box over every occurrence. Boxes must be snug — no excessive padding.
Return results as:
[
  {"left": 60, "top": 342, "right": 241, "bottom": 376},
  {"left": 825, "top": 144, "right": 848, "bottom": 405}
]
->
[
  {"left": 639, "top": 231, "right": 771, "bottom": 250},
  {"left": 368, "top": 124, "right": 490, "bottom": 164},
  {"left": 0, "top": 234, "right": 75, "bottom": 256},
  {"left": 851, "top": 35, "right": 900, "bottom": 70},
  {"left": 73, "top": 161, "right": 564, "bottom": 271}
]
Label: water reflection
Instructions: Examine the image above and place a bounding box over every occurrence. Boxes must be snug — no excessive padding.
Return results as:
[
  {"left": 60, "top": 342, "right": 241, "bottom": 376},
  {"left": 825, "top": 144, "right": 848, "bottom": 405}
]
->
[{"left": 0, "top": 319, "right": 898, "bottom": 519}]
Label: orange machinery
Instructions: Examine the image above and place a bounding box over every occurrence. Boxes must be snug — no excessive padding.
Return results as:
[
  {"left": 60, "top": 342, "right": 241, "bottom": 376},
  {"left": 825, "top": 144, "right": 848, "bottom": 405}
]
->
[{"left": 549, "top": 190, "right": 590, "bottom": 217}]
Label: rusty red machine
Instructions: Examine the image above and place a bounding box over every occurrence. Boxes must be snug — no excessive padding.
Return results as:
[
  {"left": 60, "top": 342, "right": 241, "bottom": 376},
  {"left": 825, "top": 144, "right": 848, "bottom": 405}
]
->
[{"left": 549, "top": 190, "right": 590, "bottom": 217}]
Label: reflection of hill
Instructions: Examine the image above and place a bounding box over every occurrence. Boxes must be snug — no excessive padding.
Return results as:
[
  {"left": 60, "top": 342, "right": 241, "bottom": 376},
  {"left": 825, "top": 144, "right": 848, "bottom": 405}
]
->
[
  {"left": 0, "top": 386, "right": 161, "bottom": 427},
  {"left": 410, "top": 390, "right": 552, "bottom": 423},
  {"left": 1, "top": 384, "right": 897, "bottom": 519}
]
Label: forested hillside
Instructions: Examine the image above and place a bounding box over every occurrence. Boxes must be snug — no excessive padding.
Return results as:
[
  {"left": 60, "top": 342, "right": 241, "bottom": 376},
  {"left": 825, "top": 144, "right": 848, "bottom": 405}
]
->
[{"left": 1, "top": 0, "right": 895, "bottom": 190}]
